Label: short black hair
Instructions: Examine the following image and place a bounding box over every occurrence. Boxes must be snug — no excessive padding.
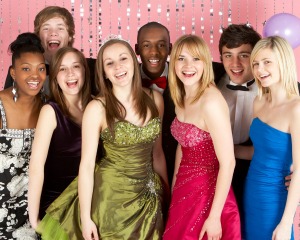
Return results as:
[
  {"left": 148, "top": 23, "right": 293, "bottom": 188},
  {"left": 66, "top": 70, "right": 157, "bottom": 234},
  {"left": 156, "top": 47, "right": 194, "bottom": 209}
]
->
[
  {"left": 137, "top": 21, "right": 170, "bottom": 43},
  {"left": 218, "top": 24, "right": 261, "bottom": 55}
]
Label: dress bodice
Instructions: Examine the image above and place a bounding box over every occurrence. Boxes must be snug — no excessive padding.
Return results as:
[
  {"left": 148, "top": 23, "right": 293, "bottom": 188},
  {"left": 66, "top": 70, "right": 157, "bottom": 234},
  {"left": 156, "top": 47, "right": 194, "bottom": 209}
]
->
[
  {"left": 0, "top": 99, "right": 36, "bottom": 239},
  {"left": 171, "top": 117, "right": 219, "bottom": 169},
  {"left": 40, "top": 101, "right": 82, "bottom": 218},
  {"left": 164, "top": 117, "right": 241, "bottom": 239},
  {"left": 249, "top": 117, "right": 292, "bottom": 183},
  {"left": 100, "top": 117, "right": 161, "bottom": 173}
]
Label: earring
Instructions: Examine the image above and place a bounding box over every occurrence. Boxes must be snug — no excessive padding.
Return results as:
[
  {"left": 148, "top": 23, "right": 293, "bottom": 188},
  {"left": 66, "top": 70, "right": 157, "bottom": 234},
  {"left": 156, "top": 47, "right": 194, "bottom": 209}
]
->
[{"left": 12, "top": 81, "right": 18, "bottom": 102}]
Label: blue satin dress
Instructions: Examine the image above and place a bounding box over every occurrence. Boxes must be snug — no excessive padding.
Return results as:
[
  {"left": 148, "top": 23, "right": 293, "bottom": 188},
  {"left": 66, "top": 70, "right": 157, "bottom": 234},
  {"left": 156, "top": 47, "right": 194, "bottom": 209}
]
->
[{"left": 244, "top": 118, "right": 294, "bottom": 239}]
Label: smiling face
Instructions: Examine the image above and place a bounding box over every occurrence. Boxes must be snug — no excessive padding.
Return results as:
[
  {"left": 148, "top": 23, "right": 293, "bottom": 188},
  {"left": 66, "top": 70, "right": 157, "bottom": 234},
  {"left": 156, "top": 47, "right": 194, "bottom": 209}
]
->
[
  {"left": 56, "top": 52, "right": 85, "bottom": 96},
  {"left": 39, "top": 17, "right": 72, "bottom": 63},
  {"left": 252, "top": 48, "right": 280, "bottom": 88},
  {"left": 136, "top": 26, "right": 171, "bottom": 80},
  {"left": 175, "top": 45, "right": 204, "bottom": 88},
  {"left": 10, "top": 52, "right": 46, "bottom": 97},
  {"left": 221, "top": 44, "right": 254, "bottom": 85},
  {"left": 102, "top": 43, "right": 134, "bottom": 88}
]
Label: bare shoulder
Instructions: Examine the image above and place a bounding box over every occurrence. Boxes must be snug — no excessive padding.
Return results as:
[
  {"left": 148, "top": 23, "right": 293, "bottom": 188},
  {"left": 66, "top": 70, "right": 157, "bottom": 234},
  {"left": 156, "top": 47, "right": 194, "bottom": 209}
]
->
[
  {"left": 86, "top": 97, "right": 106, "bottom": 113},
  {"left": 40, "top": 104, "right": 56, "bottom": 117},
  {"left": 201, "top": 84, "right": 227, "bottom": 108},
  {"left": 290, "top": 96, "right": 300, "bottom": 118}
]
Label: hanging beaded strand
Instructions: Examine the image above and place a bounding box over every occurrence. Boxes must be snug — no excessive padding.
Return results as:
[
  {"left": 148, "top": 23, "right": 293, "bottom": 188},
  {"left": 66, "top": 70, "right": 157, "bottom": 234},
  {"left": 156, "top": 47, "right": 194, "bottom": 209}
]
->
[
  {"left": 218, "top": 0, "right": 223, "bottom": 34},
  {"left": 147, "top": 0, "right": 151, "bottom": 23},
  {"left": 209, "top": 0, "right": 214, "bottom": 47},
  {"left": 157, "top": 4, "right": 162, "bottom": 23},
  {"left": 228, "top": 0, "right": 232, "bottom": 25},
  {"left": 200, "top": 0, "right": 205, "bottom": 37},
  {"left": 98, "top": 0, "right": 102, "bottom": 50},
  {"left": 191, "top": 0, "right": 195, "bottom": 35},
  {"left": 80, "top": 2, "right": 84, "bottom": 53},
  {"left": 117, "top": 0, "right": 122, "bottom": 37},
  {"left": 166, "top": 0, "right": 170, "bottom": 31},
  {"left": 88, "top": 0, "right": 93, "bottom": 58},
  {"left": 246, "top": 0, "right": 251, "bottom": 27},
  {"left": 137, "top": 0, "right": 141, "bottom": 29},
  {"left": 181, "top": 0, "right": 185, "bottom": 35},
  {"left": 175, "top": 0, "right": 179, "bottom": 37},
  {"left": 126, "top": 0, "right": 130, "bottom": 41}
]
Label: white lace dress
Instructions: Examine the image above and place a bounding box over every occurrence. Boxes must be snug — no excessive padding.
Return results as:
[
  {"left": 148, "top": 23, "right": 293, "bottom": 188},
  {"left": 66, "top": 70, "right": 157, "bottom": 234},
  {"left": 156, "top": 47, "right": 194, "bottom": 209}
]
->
[{"left": 0, "top": 100, "right": 37, "bottom": 239}]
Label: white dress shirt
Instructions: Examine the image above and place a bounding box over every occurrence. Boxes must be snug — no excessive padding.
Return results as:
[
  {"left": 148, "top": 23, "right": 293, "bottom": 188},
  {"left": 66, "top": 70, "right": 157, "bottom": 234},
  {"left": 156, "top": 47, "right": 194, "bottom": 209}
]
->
[
  {"left": 140, "top": 63, "right": 168, "bottom": 94},
  {"left": 217, "top": 74, "right": 258, "bottom": 144}
]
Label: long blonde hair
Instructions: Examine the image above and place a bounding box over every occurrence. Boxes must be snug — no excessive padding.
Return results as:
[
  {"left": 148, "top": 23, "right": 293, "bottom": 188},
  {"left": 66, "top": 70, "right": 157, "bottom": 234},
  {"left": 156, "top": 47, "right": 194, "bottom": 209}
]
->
[
  {"left": 250, "top": 36, "right": 298, "bottom": 100},
  {"left": 168, "top": 34, "right": 214, "bottom": 108}
]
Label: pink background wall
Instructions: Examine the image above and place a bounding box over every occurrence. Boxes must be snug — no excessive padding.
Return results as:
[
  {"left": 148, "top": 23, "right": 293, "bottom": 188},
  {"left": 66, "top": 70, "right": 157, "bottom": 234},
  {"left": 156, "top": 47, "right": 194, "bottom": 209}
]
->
[{"left": 0, "top": 0, "right": 300, "bottom": 237}]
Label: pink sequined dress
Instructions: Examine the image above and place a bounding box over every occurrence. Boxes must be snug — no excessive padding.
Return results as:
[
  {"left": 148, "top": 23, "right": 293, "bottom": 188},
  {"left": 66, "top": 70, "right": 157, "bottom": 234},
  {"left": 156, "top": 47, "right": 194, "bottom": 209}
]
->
[{"left": 163, "top": 117, "right": 241, "bottom": 240}]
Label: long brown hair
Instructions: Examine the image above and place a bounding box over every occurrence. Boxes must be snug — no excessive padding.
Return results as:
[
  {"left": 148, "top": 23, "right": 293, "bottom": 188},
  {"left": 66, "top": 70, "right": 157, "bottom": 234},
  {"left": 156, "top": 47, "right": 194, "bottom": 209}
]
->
[
  {"left": 95, "top": 38, "right": 159, "bottom": 134},
  {"left": 49, "top": 47, "right": 91, "bottom": 117}
]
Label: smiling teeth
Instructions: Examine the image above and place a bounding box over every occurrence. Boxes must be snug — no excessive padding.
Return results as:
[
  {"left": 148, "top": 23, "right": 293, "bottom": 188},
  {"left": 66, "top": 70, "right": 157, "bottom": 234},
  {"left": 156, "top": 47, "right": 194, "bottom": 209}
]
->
[
  {"left": 116, "top": 72, "right": 126, "bottom": 77},
  {"left": 183, "top": 71, "right": 195, "bottom": 74},
  {"left": 260, "top": 74, "right": 268, "bottom": 78},
  {"left": 49, "top": 40, "right": 60, "bottom": 44},
  {"left": 232, "top": 70, "right": 242, "bottom": 73},
  {"left": 67, "top": 80, "right": 77, "bottom": 83},
  {"left": 28, "top": 82, "right": 38, "bottom": 85},
  {"left": 149, "top": 59, "right": 159, "bottom": 63}
]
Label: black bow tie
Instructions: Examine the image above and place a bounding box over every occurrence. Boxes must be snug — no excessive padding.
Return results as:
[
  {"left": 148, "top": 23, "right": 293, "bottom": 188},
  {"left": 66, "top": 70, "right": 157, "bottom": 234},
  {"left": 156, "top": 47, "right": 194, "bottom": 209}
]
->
[{"left": 226, "top": 79, "right": 255, "bottom": 91}]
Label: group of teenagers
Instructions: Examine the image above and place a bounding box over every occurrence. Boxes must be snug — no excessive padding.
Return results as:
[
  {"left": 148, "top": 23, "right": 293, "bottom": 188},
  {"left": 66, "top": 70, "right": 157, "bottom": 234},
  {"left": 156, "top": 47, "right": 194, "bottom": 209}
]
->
[{"left": 0, "top": 5, "right": 299, "bottom": 240}]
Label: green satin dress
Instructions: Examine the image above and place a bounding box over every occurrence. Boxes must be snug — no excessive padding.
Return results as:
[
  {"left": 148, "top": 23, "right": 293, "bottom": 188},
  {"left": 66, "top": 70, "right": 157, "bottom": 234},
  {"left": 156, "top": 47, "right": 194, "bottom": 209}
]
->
[{"left": 37, "top": 117, "right": 164, "bottom": 240}]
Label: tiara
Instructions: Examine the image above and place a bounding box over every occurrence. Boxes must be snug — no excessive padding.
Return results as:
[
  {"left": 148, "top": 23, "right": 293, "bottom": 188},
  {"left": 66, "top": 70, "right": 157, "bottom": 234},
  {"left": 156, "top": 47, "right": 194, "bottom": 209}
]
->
[{"left": 101, "top": 34, "right": 130, "bottom": 46}]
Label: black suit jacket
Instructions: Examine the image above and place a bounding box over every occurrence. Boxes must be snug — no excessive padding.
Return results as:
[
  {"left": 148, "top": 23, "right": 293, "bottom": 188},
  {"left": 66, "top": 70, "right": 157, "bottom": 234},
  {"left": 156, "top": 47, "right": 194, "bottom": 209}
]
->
[{"left": 4, "top": 58, "right": 98, "bottom": 96}]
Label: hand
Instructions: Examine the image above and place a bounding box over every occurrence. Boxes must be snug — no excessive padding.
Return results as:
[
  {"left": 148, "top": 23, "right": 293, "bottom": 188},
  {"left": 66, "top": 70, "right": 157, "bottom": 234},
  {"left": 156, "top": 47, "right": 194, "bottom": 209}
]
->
[
  {"left": 284, "top": 174, "right": 292, "bottom": 190},
  {"left": 199, "top": 217, "right": 222, "bottom": 240},
  {"left": 272, "top": 222, "right": 292, "bottom": 240},
  {"left": 81, "top": 218, "right": 99, "bottom": 240},
  {"left": 30, "top": 219, "right": 40, "bottom": 230}
]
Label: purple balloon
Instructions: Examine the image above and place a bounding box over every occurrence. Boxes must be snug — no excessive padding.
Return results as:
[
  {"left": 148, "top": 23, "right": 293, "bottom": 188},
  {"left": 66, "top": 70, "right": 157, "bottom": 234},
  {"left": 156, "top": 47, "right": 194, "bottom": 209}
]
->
[{"left": 263, "top": 13, "right": 300, "bottom": 49}]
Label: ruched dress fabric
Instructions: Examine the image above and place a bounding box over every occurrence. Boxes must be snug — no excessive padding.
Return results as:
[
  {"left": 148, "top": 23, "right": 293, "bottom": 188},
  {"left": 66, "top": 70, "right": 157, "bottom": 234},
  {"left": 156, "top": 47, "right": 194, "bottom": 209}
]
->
[
  {"left": 39, "top": 101, "right": 82, "bottom": 219},
  {"left": 244, "top": 118, "right": 294, "bottom": 239},
  {"left": 163, "top": 117, "right": 241, "bottom": 240},
  {"left": 37, "top": 117, "right": 164, "bottom": 240},
  {"left": 0, "top": 100, "right": 37, "bottom": 239}
]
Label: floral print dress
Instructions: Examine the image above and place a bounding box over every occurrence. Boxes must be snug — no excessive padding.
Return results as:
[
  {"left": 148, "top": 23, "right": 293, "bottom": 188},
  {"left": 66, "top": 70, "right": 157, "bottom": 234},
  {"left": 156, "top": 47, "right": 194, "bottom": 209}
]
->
[{"left": 0, "top": 100, "right": 37, "bottom": 239}]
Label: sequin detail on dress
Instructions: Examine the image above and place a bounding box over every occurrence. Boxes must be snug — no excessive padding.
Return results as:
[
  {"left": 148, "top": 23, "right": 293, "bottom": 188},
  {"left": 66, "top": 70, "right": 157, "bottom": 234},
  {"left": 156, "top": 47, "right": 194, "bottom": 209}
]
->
[
  {"left": 37, "top": 117, "right": 164, "bottom": 240},
  {"left": 163, "top": 117, "right": 241, "bottom": 240},
  {"left": 0, "top": 100, "right": 37, "bottom": 239}
]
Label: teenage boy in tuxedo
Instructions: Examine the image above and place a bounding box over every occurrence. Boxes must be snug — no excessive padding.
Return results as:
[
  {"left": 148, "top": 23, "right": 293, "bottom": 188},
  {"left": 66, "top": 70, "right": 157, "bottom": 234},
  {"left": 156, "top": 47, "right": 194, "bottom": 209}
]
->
[
  {"left": 135, "top": 22, "right": 225, "bottom": 186},
  {"left": 4, "top": 6, "right": 97, "bottom": 95},
  {"left": 135, "top": 22, "right": 176, "bottom": 187},
  {"left": 217, "top": 24, "right": 261, "bottom": 230}
]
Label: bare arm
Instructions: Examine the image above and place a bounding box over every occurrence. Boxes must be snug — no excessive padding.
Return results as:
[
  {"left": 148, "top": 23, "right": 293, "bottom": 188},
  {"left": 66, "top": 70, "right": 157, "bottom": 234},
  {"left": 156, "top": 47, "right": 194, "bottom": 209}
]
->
[
  {"left": 272, "top": 103, "right": 300, "bottom": 239},
  {"left": 234, "top": 144, "right": 254, "bottom": 160},
  {"left": 28, "top": 105, "right": 57, "bottom": 229},
  {"left": 171, "top": 144, "right": 182, "bottom": 191},
  {"left": 78, "top": 100, "right": 104, "bottom": 240},
  {"left": 199, "top": 89, "right": 235, "bottom": 239}
]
